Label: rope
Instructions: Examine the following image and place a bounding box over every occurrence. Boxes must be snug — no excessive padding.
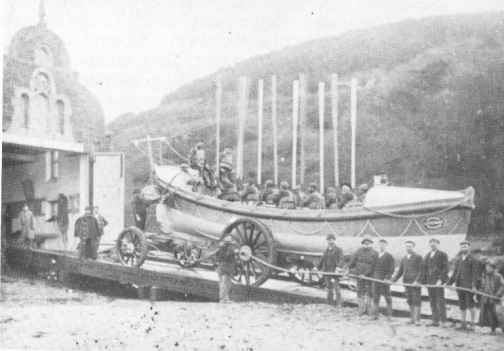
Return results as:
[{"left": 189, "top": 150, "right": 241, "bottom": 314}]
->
[
  {"left": 251, "top": 255, "right": 503, "bottom": 301},
  {"left": 362, "top": 196, "right": 468, "bottom": 219},
  {"left": 161, "top": 139, "right": 189, "bottom": 163}
]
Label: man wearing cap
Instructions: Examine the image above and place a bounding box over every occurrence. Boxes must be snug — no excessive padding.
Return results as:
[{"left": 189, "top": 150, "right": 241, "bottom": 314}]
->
[
  {"left": 302, "top": 183, "right": 325, "bottom": 209},
  {"left": 349, "top": 237, "right": 378, "bottom": 315},
  {"left": 372, "top": 239, "right": 395, "bottom": 320},
  {"left": 189, "top": 142, "right": 206, "bottom": 171},
  {"left": 448, "top": 240, "right": 478, "bottom": 330},
  {"left": 276, "top": 181, "right": 296, "bottom": 209},
  {"left": 421, "top": 238, "right": 449, "bottom": 327},
  {"left": 392, "top": 240, "right": 423, "bottom": 325},
  {"left": 74, "top": 206, "right": 101, "bottom": 260},
  {"left": 218, "top": 163, "right": 239, "bottom": 202},
  {"left": 260, "top": 180, "right": 278, "bottom": 205},
  {"left": 317, "top": 234, "right": 344, "bottom": 306},
  {"left": 215, "top": 236, "right": 237, "bottom": 303}
]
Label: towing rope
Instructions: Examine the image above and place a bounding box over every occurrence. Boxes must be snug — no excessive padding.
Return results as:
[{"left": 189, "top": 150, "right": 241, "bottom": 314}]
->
[{"left": 250, "top": 255, "right": 503, "bottom": 301}]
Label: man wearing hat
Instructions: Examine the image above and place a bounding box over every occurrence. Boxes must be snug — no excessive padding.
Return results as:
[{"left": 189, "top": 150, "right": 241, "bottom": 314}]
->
[
  {"left": 218, "top": 160, "right": 239, "bottom": 202},
  {"left": 448, "top": 240, "right": 478, "bottom": 330},
  {"left": 189, "top": 141, "right": 206, "bottom": 172},
  {"left": 372, "top": 239, "right": 395, "bottom": 320},
  {"left": 317, "top": 234, "right": 344, "bottom": 306},
  {"left": 276, "top": 181, "right": 296, "bottom": 209},
  {"left": 349, "top": 236, "right": 378, "bottom": 315},
  {"left": 421, "top": 238, "right": 449, "bottom": 327},
  {"left": 392, "top": 240, "right": 423, "bottom": 324},
  {"left": 215, "top": 236, "right": 237, "bottom": 303},
  {"left": 74, "top": 206, "right": 101, "bottom": 260},
  {"left": 301, "top": 183, "right": 325, "bottom": 209}
]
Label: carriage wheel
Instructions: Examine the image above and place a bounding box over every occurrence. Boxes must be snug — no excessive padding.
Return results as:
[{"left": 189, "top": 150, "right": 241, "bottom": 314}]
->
[
  {"left": 221, "top": 218, "right": 276, "bottom": 287},
  {"left": 116, "top": 227, "right": 148, "bottom": 268},
  {"left": 287, "top": 260, "right": 324, "bottom": 286},
  {"left": 174, "top": 243, "right": 201, "bottom": 268}
]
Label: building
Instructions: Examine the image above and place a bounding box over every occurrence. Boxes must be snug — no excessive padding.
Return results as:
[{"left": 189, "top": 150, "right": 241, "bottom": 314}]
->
[{"left": 2, "top": 2, "right": 124, "bottom": 261}]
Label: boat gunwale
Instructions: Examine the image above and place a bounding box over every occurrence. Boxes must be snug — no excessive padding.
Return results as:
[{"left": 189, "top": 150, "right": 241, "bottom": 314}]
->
[{"left": 162, "top": 182, "right": 472, "bottom": 222}]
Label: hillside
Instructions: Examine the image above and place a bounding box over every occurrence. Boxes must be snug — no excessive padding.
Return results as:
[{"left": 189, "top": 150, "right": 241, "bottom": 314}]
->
[{"left": 108, "top": 12, "right": 504, "bottom": 233}]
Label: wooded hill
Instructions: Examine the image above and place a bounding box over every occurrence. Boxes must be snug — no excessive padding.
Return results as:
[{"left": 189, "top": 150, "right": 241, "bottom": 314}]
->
[{"left": 108, "top": 12, "right": 504, "bottom": 233}]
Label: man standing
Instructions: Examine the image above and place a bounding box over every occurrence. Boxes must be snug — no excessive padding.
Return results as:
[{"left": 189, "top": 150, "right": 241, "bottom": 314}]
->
[
  {"left": 317, "top": 234, "right": 344, "bottom": 306},
  {"left": 215, "top": 236, "right": 236, "bottom": 303},
  {"left": 392, "top": 240, "right": 423, "bottom": 325},
  {"left": 132, "top": 189, "right": 148, "bottom": 230},
  {"left": 372, "top": 239, "right": 395, "bottom": 320},
  {"left": 448, "top": 240, "right": 478, "bottom": 330},
  {"left": 349, "top": 237, "right": 378, "bottom": 315},
  {"left": 422, "top": 238, "right": 449, "bottom": 327},
  {"left": 18, "top": 203, "right": 36, "bottom": 248},
  {"left": 74, "top": 206, "right": 101, "bottom": 260}
]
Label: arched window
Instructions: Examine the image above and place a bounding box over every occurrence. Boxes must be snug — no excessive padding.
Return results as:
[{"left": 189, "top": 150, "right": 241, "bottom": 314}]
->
[
  {"left": 56, "top": 100, "right": 65, "bottom": 134},
  {"left": 21, "top": 93, "right": 30, "bottom": 128}
]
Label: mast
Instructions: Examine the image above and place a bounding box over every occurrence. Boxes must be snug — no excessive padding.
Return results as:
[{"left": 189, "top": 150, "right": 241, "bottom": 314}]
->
[
  {"left": 291, "top": 80, "right": 299, "bottom": 188},
  {"left": 271, "top": 75, "right": 279, "bottom": 185},
  {"left": 215, "top": 77, "right": 222, "bottom": 179},
  {"left": 331, "top": 74, "right": 339, "bottom": 187},
  {"left": 318, "top": 82, "right": 325, "bottom": 194},
  {"left": 257, "top": 79, "right": 264, "bottom": 184},
  {"left": 350, "top": 77, "right": 358, "bottom": 189}
]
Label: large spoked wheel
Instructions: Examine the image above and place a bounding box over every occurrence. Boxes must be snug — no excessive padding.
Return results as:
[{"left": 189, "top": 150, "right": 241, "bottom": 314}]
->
[
  {"left": 116, "top": 227, "right": 148, "bottom": 268},
  {"left": 221, "top": 218, "right": 276, "bottom": 287}
]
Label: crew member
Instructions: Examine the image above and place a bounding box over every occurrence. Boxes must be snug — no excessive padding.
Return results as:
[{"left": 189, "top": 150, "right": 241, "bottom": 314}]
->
[
  {"left": 349, "top": 237, "right": 378, "bottom": 315},
  {"left": 215, "top": 236, "right": 237, "bottom": 303},
  {"left": 448, "top": 240, "right": 478, "bottom": 330},
  {"left": 132, "top": 189, "right": 148, "bottom": 230},
  {"left": 317, "top": 234, "right": 344, "bottom": 306},
  {"left": 391, "top": 240, "right": 423, "bottom": 325},
  {"left": 18, "top": 203, "right": 36, "bottom": 248},
  {"left": 301, "top": 183, "right": 325, "bottom": 209},
  {"left": 277, "top": 181, "right": 296, "bottom": 209},
  {"left": 189, "top": 141, "right": 206, "bottom": 171},
  {"left": 74, "top": 206, "right": 101, "bottom": 260},
  {"left": 218, "top": 163, "right": 240, "bottom": 201},
  {"left": 421, "top": 238, "right": 449, "bottom": 327},
  {"left": 338, "top": 183, "right": 355, "bottom": 209},
  {"left": 240, "top": 178, "right": 260, "bottom": 204},
  {"left": 260, "top": 180, "right": 277, "bottom": 205},
  {"left": 372, "top": 239, "right": 395, "bottom": 320},
  {"left": 325, "top": 187, "right": 339, "bottom": 209},
  {"left": 478, "top": 260, "right": 504, "bottom": 334}
]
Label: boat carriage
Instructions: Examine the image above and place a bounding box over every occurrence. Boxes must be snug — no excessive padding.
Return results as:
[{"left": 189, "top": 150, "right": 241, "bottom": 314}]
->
[{"left": 116, "top": 163, "right": 475, "bottom": 287}]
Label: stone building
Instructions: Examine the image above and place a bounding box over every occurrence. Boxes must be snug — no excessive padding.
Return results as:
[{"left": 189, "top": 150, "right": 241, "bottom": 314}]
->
[{"left": 2, "top": 2, "right": 124, "bottom": 261}]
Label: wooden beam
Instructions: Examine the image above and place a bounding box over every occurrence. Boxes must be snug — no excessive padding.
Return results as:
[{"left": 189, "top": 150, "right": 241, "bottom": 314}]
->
[
  {"left": 215, "top": 77, "right": 222, "bottom": 179},
  {"left": 331, "top": 74, "right": 339, "bottom": 187},
  {"left": 298, "top": 74, "right": 307, "bottom": 186},
  {"left": 1, "top": 152, "right": 37, "bottom": 163},
  {"left": 350, "top": 78, "right": 358, "bottom": 189},
  {"left": 257, "top": 79, "right": 264, "bottom": 185},
  {"left": 271, "top": 75, "right": 279, "bottom": 185},
  {"left": 291, "top": 80, "right": 299, "bottom": 188},
  {"left": 236, "top": 76, "right": 249, "bottom": 179},
  {"left": 318, "top": 82, "right": 325, "bottom": 194}
]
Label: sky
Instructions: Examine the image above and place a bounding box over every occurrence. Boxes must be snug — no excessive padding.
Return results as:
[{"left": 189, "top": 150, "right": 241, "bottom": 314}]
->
[{"left": 3, "top": 0, "right": 504, "bottom": 122}]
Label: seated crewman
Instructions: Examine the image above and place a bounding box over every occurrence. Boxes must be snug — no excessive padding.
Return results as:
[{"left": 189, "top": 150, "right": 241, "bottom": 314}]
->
[
  {"left": 325, "top": 187, "right": 339, "bottom": 209},
  {"left": 218, "top": 164, "right": 240, "bottom": 201},
  {"left": 240, "top": 178, "right": 260, "bottom": 204},
  {"left": 260, "top": 180, "right": 278, "bottom": 205},
  {"left": 276, "top": 181, "right": 296, "bottom": 209},
  {"left": 301, "top": 183, "right": 325, "bottom": 209}
]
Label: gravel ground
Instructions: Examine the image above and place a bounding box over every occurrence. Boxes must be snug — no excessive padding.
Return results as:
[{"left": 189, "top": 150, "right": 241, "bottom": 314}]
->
[{"left": 1, "top": 273, "right": 503, "bottom": 351}]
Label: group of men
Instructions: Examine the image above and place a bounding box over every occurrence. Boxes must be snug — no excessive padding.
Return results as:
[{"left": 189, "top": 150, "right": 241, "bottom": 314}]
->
[
  {"left": 317, "top": 235, "right": 504, "bottom": 333},
  {"left": 186, "top": 141, "right": 368, "bottom": 210}
]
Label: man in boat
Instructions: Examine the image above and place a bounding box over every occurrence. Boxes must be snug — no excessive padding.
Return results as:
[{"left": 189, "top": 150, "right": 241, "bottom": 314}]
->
[
  {"left": 301, "top": 183, "right": 325, "bottom": 209},
  {"left": 240, "top": 176, "right": 260, "bottom": 204},
  {"left": 349, "top": 237, "right": 378, "bottom": 315},
  {"left": 218, "top": 162, "right": 240, "bottom": 202},
  {"left": 293, "top": 185, "right": 306, "bottom": 208},
  {"left": 215, "top": 236, "right": 237, "bottom": 303},
  {"left": 132, "top": 189, "right": 148, "bottom": 230},
  {"left": 260, "top": 180, "right": 278, "bottom": 205},
  {"left": 189, "top": 141, "right": 206, "bottom": 171},
  {"left": 317, "top": 233, "right": 344, "bottom": 306},
  {"left": 421, "top": 238, "right": 449, "bottom": 327},
  {"left": 391, "top": 240, "right": 423, "bottom": 325},
  {"left": 447, "top": 240, "right": 478, "bottom": 330},
  {"left": 371, "top": 239, "right": 395, "bottom": 320},
  {"left": 276, "top": 181, "right": 296, "bottom": 209},
  {"left": 74, "top": 206, "right": 101, "bottom": 260},
  {"left": 325, "top": 187, "right": 339, "bottom": 209},
  {"left": 337, "top": 183, "right": 355, "bottom": 209}
]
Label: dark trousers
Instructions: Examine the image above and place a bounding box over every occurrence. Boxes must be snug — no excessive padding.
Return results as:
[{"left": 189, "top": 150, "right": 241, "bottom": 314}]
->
[
  {"left": 372, "top": 282, "right": 392, "bottom": 305},
  {"left": 134, "top": 212, "right": 146, "bottom": 230},
  {"left": 324, "top": 276, "right": 342, "bottom": 305},
  {"left": 428, "top": 287, "right": 447, "bottom": 323},
  {"left": 78, "top": 237, "right": 100, "bottom": 260}
]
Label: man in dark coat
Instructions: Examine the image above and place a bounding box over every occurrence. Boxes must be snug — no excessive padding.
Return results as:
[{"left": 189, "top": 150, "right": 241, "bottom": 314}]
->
[
  {"left": 349, "top": 237, "right": 378, "bottom": 315},
  {"left": 215, "top": 236, "right": 237, "bottom": 302},
  {"left": 372, "top": 239, "right": 395, "bottom": 320},
  {"left": 422, "top": 238, "right": 449, "bottom": 326},
  {"left": 132, "top": 189, "right": 148, "bottom": 230},
  {"left": 448, "top": 240, "right": 478, "bottom": 330},
  {"left": 317, "top": 234, "right": 344, "bottom": 306},
  {"left": 74, "top": 206, "right": 101, "bottom": 260},
  {"left": 392, "top": 240, "right": 423, "bottom": 325}
]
